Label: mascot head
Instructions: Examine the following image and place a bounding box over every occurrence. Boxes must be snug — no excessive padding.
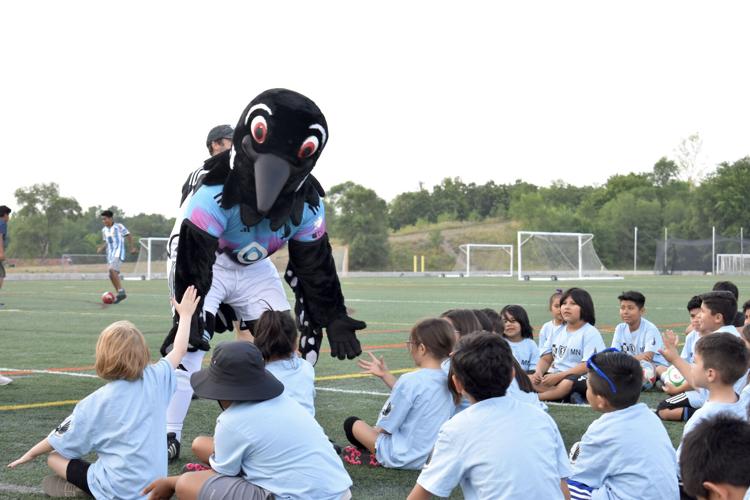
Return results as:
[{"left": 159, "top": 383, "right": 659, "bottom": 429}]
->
[{"left": 233, "top": 88, "right": 328, "bottom": 215}]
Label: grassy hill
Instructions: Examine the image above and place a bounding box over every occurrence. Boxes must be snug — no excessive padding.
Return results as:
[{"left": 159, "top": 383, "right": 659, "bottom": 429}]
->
[{"left": 387, "top": 218, "right": 518, "bottom": 272}]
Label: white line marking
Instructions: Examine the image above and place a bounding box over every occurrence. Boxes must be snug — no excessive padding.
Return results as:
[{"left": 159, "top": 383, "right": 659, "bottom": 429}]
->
[
  {"left": 0, "top": 368, "right": 98, "bottom": 379},
  {"left": 0, "top": 482, "right": 44, "bottom": 494},
  {"left": 316, "top": 387, "right": 390, "bottom": 397}
]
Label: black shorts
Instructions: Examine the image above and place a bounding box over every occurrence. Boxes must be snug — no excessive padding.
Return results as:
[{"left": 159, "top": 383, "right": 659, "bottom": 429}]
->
[
  {"left": 656, "top": 393, "right": 697, "bottom": 421},
  {"left": 66, "top": 458, "right": 93, "bottom": 497}
]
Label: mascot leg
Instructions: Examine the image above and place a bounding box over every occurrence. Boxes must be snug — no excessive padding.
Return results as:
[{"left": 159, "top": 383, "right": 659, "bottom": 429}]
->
[{"left": 166, "top": 349, "right": 206, "bottom": 442}]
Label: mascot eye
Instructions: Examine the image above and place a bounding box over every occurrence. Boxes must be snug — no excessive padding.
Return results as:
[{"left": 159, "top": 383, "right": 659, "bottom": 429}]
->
[
  {"left": 297, "top": 136, "right": 319, "bottom": 159},
  {"left": 251, "top": 116, "right": 268, "bottom": 144}
]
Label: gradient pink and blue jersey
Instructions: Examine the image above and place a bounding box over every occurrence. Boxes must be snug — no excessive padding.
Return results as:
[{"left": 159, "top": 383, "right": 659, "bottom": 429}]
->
[{"left": 184, "top": 184, "right": 326, "bottom": 265}]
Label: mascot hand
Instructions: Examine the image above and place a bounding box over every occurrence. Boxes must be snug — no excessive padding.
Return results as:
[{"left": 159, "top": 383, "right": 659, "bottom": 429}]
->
[
  {"left": 213, "top": 303, "right": 236, "bottom": 334},
  {"left": 160, "top": 314, "right": 211, "bottom": 356},
  {"left": 326, "top": 316, "right": 366, "bottom": 360}
]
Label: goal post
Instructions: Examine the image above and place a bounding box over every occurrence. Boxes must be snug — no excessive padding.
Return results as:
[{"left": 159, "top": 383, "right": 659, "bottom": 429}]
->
[
  {"left": 131, "top": 237, "right": 169, "bottom": 280},
  {"left": 458, "top": 244, "right": 513, "bottom": 277},
  {"left": 517, "top": 231, "right": 620, "bottom": 281},
  {"left": 716, "top": 254, "right": 749, "bottom": 275}
]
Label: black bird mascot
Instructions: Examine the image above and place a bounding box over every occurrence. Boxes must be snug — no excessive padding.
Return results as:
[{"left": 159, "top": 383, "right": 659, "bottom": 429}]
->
[{"left": 162, "top": 89, "right": 366, "bottom": 365}]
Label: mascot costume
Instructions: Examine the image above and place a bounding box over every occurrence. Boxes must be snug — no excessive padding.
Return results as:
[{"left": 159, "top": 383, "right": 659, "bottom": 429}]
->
[{"left": 162, "top": 89, "right": 366, "bottom": 460}]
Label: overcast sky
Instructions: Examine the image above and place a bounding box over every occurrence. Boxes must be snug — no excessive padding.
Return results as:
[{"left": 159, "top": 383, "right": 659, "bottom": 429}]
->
[{"left": 1, "top": 1, "right": 748, "bottom": 218}]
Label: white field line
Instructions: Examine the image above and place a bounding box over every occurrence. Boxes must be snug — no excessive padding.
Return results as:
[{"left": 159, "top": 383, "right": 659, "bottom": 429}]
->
[
  {"left": 0, "top": 482, "right": 44, "bottom": 494},
  {"left": 0, "top": 368, "right": 98, "bottom": 378}
]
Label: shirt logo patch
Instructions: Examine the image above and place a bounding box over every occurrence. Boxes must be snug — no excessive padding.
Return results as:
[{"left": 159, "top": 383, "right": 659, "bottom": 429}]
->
[
  {"left": 381, "top": 401, "right": 392, "bottom": 417},
  {"left": 54, "top": 416, "right": 72, "bottom": 437}
]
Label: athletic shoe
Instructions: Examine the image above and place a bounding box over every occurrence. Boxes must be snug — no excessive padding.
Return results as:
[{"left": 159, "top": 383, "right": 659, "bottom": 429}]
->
[
  {"left": 181, "top": 463, "right": 211, "bottom": 473},
  {"left": 0, "top": 374, "right": 12, "bottom": 385},
  {"left": 569, "top": 392, "right": 587, "bottom": 405},
  {"left": 341, "top": 446, "right": 380, "bottom": 467},
  {"left": 330, "top": 439, "right": 342, "bottom": 455},
  {"left": 113, "top": 292, "right": 127, "bottom": 304},
  {"left": 41, "top": 475, "right": 87, "bottom": 497},
  {"left": 167, "top": 432, "right": 180, "bottom": 463}
]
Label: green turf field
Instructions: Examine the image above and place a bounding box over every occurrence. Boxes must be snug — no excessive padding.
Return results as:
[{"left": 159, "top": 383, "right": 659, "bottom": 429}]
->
[{"left": 1, "top": 275, "right": 745, "bottom": 499}]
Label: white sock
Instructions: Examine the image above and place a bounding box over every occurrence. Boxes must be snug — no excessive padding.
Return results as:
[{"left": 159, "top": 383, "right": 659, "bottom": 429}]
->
[{"left": 166, "top": 349, "right": 206, "bottom": 442}]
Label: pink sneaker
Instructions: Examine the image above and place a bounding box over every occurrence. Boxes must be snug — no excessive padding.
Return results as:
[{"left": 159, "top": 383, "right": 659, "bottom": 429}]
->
[
  {"left": 181, "top": 463, "right": 211, "bottom": 473},
  {"left": 342, "top": 446, "right": 380, "bottom": 467}
]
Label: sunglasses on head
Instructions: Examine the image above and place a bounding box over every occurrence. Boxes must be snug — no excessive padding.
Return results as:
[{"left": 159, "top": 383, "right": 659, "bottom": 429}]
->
[{"left": 586, "top": 347, "right": 620, "bottom": 394}]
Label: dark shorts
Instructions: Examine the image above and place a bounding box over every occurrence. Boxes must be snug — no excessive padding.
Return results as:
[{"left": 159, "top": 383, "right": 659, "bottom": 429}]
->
[
  {"left": 0, "top": 260, "right": 5, "bottom": 278},
  {"left": 657, "top": 393, "right": 698, "bottom": 421},
  {"left": 66, "top": 458, "right": 93, "bottom": 497}
]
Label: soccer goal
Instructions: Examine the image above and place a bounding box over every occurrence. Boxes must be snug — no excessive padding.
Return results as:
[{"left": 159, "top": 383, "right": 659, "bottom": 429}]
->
[
  {"left": 458, "top": 244, "right": 513, "bottom": 277},
  {"left": 517, "top": 231, "right": 620, "bottom": 281},
  {"left": 131, "top": 237, "right": 169, "bottom": 280},
  {"left": 716, "top": 254, "right": 750, "bottom": 275}
]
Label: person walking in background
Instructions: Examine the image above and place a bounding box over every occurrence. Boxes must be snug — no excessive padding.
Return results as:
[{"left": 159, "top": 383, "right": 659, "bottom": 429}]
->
[
  {"left": 0, "top": 204, "right": 12, "bottom": 385},
  {"left": 97, "top": 210, "right": 135, "bottom": 303}
]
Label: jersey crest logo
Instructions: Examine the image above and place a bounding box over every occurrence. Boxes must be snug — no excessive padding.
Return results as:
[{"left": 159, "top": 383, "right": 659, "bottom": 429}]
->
[
  {"left": 381, "top": 401, "right": 392, "bottom": 417},
  {"left": 236, "top": 242, "right": 268, "bottom": 264},
  {"left": 54, "top": 416, "right": 72, "bottom": 437}
]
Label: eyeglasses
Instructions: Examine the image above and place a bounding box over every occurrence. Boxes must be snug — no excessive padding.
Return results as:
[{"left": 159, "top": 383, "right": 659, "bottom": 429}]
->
[{"left": 586, "top": 347, "right": 620, "bottom": 394}]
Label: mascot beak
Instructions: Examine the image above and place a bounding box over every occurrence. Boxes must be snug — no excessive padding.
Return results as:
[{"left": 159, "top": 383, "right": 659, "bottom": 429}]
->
[{"left": 254, "top": 154, "right": 291, "bottom": 215}]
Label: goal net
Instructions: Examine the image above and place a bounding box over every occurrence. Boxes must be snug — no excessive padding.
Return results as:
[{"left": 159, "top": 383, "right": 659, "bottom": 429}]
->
[
  {"left": 517, "top": 231, "right": 618, "bottom": 280},
  {"left": 716, "top": 254, "right": 750, "bottom": 275},
  {"left": 131, "top": 238, "right": 169, "bottom": 280},
  {"left": 457, "top": 244, "right": 513, "bottom": 277}
]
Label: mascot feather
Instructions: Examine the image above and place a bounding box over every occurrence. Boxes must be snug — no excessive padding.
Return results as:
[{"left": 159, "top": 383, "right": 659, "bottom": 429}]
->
[{"left": 162, "top": 88, "right": 365, "bottom": 364}]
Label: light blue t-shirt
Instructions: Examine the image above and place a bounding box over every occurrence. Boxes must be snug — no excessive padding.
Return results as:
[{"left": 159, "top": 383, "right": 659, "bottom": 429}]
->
[
  {"left": 265, "top": 355, "right": 316, "bottom": 416},
  {"left": 375, "top": 368, "right": 454, "bottom": 469},
  {"left": 0, "top": 219, "right": 8, "bottom": 249},
  {"left": 569, "top": 403, "right": 678, "bottom": 500},
  {"left": 47, "top": 358, "right": 176, "bottom": 500},
  {"left": 509, "top": 337, "right": 540, "bottom": 372},
  {"left": 676, "top": 399, "right": 749, "bottom": 474},
  {"left": 692, "top": 328, "right": 748, "bottom": 406},
  {"left": 210, "top": 394, "right": 351, "bottom": 500},
  {"left": 441, "top": 358, "right": 547, "bottom": 412},
  {"left": 681, "top": 330, "right": 701, "bottom": 362},
  {"left": 417, "top": 396, "right": 570, "bottom": 500},
  {"left": 542, "top": 323, "right": 606, "bottom": 374},
  {"left": 538, "top": 320, "right": 561, "bottom": 350},
  {"left": 611, "top": 318, "right": 667, "bottom": 366}
]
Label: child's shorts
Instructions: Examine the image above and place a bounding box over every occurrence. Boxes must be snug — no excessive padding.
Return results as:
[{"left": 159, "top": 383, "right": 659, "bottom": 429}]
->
[
  {"left": 66, "top": 458, "right": 93, "bottom": 497},
  {"left": 199, "top": 474, "right": 273, "bottom": 500},
  {"left": 656, "top": 393, "right": 698, "bottom": 421}
]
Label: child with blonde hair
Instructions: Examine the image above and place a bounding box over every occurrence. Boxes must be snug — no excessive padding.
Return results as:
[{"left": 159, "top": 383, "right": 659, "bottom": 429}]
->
[{"left": 8, "top": 286, "right": 200, "bottom": 499}]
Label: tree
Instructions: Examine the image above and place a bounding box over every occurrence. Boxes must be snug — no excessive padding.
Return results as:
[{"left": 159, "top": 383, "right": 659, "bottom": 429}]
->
[
  {"left": 12, "top": 183, "right": 82, "bottom": 258},
  {"left": 650, "top": 157, "right": 680, "bottom": 188},
  {"left": 674, "top": 133, "right": 706, "bottom": 188},
  {"left": 327, "top": 182, "right": 390, "bottom": 270}
]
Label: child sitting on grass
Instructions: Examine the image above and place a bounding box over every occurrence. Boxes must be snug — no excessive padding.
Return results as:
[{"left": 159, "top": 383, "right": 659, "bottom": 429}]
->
[
  {"left": 661, "top": 331, "right": 750, "bottom": 475},
  {"left": 8, "top": 286, "right": 200, "bottom": 499},
  {"left": 408, "top": 332, "right": 570, "bottom": 500},
  {"left": 342, "top": 318, "right": 455, "bottom": 469},
  {"left": 254, "top": 309, "right": 315, "bottom": 416},
  {"left": 566, "top": 350, "right": 678, "bottom": 499},
  {"left": 143, "top": 341, "right": 352, "bottom": 500},
  {"left": 679, "top": 414, "right": 750, "bottom": 500},
  {"left": 611, "top": 291, "right": 667, "bottom": 376},
  {"left": 501, "top": 304, "right": 540, "bottom": 373},
  {"left": 538, "top": 288, "right": 564, "bottom": 349},
  {"left": 532, "top": 287, "right": 606, "bottom": 402}
]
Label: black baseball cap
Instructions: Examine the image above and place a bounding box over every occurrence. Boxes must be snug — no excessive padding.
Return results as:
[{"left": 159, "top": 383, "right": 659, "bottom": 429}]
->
[
  {"left": 190, "top": 341, "right": 284, "bottom": 402},
  {"left": 206, "top": 124, "right": 234, "bottom": 146}
]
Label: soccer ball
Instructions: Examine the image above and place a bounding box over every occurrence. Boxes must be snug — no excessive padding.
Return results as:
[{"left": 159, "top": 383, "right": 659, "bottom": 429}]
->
[
  {"left": 660, "top": 364, "right": 686, "bottom": 388},
  {"left": 640, "top": 360, "right": 656, "bottom": 391},
  {"left": 101, "top": 291, "right": 115, "bottom": 304}
]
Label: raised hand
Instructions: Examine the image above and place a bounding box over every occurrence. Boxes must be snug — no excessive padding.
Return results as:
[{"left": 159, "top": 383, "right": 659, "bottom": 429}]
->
[
  {"left": 171, "top": 285, "right": 201, "bottom": 319},
  {"left": 358, "top": 352, "right": 389, "bottom": 378},
  {"left": 659, "top": 329, "right": 679, "bottom": 362}
]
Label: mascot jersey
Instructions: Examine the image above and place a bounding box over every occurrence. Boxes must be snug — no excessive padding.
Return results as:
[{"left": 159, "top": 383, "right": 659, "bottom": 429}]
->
[{"left": 184, "top": 184, "right": 326, "bottom": 265}]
